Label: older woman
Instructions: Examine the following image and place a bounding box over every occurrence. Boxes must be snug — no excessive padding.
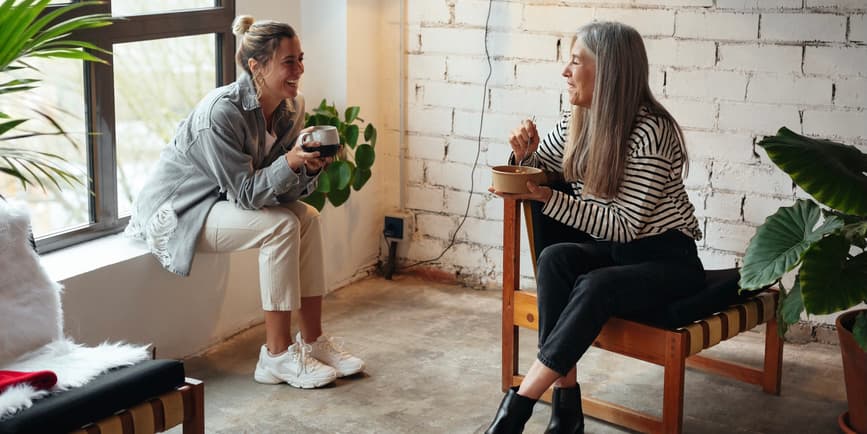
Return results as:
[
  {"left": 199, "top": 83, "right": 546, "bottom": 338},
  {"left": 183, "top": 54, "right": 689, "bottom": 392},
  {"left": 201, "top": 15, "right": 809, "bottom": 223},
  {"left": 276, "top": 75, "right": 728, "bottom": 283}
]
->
[
  {"left": 127, "top": 16, "right": 363, "bottom": 389},
  {"left": 486, "top": 21, "right": 703, "bottom": 433}
]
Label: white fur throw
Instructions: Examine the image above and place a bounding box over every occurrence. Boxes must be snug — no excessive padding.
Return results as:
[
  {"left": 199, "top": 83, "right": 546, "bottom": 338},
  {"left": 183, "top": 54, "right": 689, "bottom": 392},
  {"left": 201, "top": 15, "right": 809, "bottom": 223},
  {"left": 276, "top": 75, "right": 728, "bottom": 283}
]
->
[
  {"left": 0, "top": 202, "right": 150, "bottom": 420},
  {"left": 0, "top": 339, "right": 150, "bottom": 420},
  {"left": 0, "top": 201, "right": 63, "bottom": 364}
]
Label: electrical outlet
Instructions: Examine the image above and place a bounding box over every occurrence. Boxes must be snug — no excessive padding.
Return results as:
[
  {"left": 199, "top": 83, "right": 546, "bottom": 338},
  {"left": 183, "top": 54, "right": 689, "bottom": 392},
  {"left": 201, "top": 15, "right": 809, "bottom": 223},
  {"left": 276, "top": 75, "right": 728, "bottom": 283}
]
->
[{"left": 383, "top": 211, "right": 412, "bottom": 240}]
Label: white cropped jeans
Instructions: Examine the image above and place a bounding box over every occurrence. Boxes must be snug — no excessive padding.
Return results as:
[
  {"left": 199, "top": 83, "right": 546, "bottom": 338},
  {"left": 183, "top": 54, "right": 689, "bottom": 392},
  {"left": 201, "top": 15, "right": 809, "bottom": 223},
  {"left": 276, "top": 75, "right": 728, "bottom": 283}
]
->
[{"left": 197, "top": 200, "right": 325, "bottom": 311}]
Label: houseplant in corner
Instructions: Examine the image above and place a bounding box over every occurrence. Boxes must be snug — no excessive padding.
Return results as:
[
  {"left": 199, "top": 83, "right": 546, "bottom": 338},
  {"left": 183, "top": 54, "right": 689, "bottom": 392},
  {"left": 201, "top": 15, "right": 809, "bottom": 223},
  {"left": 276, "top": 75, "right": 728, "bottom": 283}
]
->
[
  {"left": 301, "top": 99, "right": 377, "bottom": 211},
  {"left": 738, "top": 127, "right": 867, "bottom": 433},
  {"left": 0, "top": 0, "right": 111, "bottom": 192}
]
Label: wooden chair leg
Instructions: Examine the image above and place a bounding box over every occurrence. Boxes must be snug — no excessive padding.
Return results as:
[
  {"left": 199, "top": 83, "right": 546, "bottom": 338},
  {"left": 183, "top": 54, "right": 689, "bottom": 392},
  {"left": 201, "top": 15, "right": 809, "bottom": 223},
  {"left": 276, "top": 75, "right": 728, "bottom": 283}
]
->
[
  {"left": 502, "top": 199, "right": 521, "bottom": 392},
  {"left": 662, "top": 332, "right": 687, "bottom": 434},
  {"left": 762, "top": 319, "right": 784, "bottom": 395},
  {"left": 182, "top": 378, "right": 205, "bottom": 434}
]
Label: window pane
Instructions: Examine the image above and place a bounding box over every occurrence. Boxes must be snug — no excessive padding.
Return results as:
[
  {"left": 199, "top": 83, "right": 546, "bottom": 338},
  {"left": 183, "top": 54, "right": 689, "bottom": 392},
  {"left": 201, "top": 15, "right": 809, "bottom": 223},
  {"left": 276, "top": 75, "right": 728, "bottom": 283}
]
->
[
  {"left": 112, "top": 0, "right": 215, "bottom": 16},
  {"left": 114, "top": 34, "right": 216, "bottom": 217},
  {"left": 0, "top": 58, "right": 90, "bottom": 237}
]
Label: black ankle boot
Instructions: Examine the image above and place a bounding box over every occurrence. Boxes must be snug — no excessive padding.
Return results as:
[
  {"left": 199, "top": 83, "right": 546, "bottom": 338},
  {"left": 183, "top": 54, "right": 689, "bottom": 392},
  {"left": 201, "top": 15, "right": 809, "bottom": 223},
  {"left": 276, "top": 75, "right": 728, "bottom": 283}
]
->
[
  {"left": 484, "top": 387, "right": 537, "bottom": 434},
  {"left": 544, "top": 385, "right": 584, "bottom": 434}
]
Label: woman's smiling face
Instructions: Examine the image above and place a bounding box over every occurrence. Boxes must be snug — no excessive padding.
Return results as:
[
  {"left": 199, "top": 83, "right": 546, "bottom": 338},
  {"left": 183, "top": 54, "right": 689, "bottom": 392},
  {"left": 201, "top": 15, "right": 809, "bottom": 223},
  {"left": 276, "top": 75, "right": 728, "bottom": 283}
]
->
[
  {"left": 256, "top": 36, "right": 304, "bottom": 100},
  {"left": 562, "top": 40, "right": 596, "bottom": 108}
]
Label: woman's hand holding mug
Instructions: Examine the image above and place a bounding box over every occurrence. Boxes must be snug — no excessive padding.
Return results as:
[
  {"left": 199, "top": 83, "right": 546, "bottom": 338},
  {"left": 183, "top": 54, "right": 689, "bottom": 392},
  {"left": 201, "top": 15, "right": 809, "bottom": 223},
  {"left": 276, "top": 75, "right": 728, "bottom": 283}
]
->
[
  {"left": 509, "top": 117, "right": 539, "bottom": 162},
  {"left": 286, "top": 126, "right": 335, "bottom": 174}
]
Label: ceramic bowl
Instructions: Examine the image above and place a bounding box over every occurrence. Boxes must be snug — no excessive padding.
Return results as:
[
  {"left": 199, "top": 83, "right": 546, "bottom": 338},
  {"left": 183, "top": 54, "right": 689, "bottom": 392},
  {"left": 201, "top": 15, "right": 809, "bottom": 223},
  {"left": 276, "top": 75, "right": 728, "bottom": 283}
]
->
[{"left": 491, "top": 165, "right": 545, "bottom": 194}]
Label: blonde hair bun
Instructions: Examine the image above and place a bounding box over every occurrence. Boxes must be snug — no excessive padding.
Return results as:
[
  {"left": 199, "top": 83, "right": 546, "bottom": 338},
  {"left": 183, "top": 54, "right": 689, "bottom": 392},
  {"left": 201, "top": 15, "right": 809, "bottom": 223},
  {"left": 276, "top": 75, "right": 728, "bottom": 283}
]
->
[{"left": 232, "top": 15, "right": 255, "bottom": 37}]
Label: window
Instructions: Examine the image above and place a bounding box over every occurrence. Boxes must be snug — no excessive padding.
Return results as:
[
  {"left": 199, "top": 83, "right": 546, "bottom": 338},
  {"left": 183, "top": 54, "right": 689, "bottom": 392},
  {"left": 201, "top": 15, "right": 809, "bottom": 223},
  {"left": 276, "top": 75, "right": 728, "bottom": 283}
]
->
[{"left": 1, "top": 0, "right": 235, "bottom": 252}]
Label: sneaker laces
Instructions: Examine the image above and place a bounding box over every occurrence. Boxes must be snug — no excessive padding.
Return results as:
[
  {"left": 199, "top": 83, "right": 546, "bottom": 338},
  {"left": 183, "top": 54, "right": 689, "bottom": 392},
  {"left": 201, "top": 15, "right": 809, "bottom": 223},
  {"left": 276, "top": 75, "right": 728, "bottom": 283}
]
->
[{"left": 291, "top": 342, "right": 315, "bottom": 373}]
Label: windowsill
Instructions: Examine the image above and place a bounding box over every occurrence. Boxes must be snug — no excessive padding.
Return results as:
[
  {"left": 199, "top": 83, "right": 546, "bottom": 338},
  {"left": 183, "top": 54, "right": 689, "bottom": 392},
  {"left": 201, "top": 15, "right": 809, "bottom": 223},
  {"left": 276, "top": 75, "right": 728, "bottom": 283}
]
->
[{"left": 40, "top": 234, "right": 151, "bottom": 282}]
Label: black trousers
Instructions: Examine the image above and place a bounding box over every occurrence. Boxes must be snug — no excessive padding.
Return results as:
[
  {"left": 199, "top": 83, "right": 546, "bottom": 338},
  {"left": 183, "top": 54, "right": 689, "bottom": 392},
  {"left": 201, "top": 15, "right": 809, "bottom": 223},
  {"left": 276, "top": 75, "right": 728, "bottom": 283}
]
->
[{"left": 527, "top": 194, "right": 704, "bottom": 376}]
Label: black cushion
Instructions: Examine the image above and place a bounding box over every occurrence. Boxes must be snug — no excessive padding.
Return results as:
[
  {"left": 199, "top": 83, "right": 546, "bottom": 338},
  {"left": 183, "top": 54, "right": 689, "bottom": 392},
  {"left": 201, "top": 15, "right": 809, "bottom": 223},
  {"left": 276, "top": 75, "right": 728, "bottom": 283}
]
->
[
  {"left": 626, "top": 268, "right": 763, "bottom": 329},
  {"left": 0, "top": 359, "right": 185, "bottom": 434}
]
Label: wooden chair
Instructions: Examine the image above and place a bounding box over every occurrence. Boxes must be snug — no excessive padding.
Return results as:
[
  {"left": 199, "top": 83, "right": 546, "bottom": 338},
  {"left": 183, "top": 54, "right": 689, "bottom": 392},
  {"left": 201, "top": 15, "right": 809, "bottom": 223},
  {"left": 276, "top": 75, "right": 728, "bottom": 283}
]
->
[{"left": 501, "top": 198, "right": 783, "bottom": 434}]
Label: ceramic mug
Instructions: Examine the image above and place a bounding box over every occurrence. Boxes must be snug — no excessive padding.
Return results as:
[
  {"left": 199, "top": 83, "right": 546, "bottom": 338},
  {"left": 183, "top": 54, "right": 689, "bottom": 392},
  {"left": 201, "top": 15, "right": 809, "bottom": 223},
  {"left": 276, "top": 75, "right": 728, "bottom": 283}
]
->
[{"left": 299, "top": 125, "right": 340, "bottom": 157}]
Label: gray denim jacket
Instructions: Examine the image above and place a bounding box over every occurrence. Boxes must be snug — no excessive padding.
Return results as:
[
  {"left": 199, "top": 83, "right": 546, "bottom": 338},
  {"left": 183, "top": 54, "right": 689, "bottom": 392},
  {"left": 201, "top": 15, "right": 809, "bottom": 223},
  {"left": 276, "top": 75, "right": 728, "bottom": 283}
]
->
[{"left": 125, "top": 72, "right": 316, "bottom": 276}]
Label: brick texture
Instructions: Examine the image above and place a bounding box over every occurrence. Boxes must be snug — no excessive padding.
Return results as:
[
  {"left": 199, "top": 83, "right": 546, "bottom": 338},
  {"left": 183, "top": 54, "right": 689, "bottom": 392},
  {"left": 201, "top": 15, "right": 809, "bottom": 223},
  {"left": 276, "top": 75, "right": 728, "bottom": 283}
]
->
[{"left": 396, "top": 0, "right": 866, "bottom": 328}]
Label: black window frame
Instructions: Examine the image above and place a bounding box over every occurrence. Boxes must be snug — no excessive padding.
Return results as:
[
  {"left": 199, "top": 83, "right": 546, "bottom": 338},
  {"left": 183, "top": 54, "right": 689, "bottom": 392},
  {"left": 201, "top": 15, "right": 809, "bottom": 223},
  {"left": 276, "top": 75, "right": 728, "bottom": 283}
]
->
[{"left": 36, "top": 0, "right": 236, "bottom": 253}]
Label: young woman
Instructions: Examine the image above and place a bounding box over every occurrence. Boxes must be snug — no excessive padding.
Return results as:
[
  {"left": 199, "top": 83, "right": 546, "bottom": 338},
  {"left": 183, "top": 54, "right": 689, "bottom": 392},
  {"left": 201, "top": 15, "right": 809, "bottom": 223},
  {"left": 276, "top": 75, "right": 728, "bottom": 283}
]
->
[
  {"left": 486, "top": 21, "right": 703, "bottom": 433},
  {"left": 126, "top": 16, "right": 363, "bottom": 389}
]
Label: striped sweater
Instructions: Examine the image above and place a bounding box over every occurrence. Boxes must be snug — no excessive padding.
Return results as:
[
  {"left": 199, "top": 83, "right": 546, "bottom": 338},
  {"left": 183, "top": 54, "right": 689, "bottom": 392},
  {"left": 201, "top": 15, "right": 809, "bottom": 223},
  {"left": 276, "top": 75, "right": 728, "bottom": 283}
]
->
[{"left": 521, "top": 107, "right": 702, "bottom": 243}]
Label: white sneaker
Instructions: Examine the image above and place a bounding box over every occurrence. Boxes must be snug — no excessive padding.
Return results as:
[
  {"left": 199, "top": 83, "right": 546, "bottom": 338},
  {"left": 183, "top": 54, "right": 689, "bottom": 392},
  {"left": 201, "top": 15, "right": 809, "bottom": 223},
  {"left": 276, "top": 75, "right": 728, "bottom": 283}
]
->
[
  {"left": 296, "top": 331, "right": 365, "bottom": 377},
  {"left": 253, "top": 343, "right": 337, "bottom": 388}
]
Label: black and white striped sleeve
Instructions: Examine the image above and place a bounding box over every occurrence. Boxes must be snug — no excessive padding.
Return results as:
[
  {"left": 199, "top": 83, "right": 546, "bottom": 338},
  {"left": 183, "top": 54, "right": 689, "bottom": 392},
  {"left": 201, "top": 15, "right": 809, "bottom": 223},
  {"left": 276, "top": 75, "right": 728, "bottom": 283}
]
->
[
  {"left": 540, "top": 115, "right": 676, "bottom": 242},
  {"left": 514, "top": 112, "right": 570, "bottom": 173}
]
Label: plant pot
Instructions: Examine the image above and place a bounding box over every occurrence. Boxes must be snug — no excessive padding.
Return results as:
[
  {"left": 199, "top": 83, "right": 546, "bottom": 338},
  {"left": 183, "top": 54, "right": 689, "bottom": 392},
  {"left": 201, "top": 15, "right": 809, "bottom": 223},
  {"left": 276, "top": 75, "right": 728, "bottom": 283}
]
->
[{"left": 837, "top": 309, "right": 867, "bottom": 434}]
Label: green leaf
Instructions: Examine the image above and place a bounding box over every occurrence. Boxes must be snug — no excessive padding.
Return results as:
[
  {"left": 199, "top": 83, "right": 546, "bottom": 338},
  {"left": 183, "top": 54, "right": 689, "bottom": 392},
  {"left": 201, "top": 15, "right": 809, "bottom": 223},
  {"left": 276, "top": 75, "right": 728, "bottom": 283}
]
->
[
  {"left": 364, "top": 123, "right": 377, "bottom": 147},
  {"left": 800, "top": 236, "right": 867, "bottom": 315},
  {"left": 352, "top": 168, "right": 371, "bottom": 191},
  {"left": 345, "top": 124, "right": 359, "bottom": 149},
  {"left": 302, "top": 191, "right": 326, "bottom": 211},
  {"left": 739, "top": 199, "right": 844, "bottom": 289},
  {"left": 327, "top": 186, "right": 350, "bottom": 207},
  {"left": 780, "top": 278, "right": 805, "bottom": 326},
  {"left": 0, "top": 118, "right": 27, "bottom": 135},
  {"left": 327, "top": 160, "right": 353, "bottom": 191},
  {"left": 759, "top": 127, "right": 867, "bottom": 217},
  {"left": 344, "top": 106, "right": 360, "bottom": 124},
  {"left": 840, "top": 220, "right": 867, "bottom": 249},
  {"left": 355, "top": 144, "right": 375, "bottom": 170},
  {"left": 854, "top": 312, "right": 867, "bottom": 351},
  {"left": 315, "top": 170, "right": 331, "bottom": 193}
]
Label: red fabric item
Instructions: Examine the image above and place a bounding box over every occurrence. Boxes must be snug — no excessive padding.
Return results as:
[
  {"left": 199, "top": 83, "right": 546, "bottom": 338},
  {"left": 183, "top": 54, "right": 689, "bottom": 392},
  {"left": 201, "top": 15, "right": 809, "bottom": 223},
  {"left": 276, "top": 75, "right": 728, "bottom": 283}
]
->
[{"left": 0, "top": 370, "right": 57, "bottom": 393}]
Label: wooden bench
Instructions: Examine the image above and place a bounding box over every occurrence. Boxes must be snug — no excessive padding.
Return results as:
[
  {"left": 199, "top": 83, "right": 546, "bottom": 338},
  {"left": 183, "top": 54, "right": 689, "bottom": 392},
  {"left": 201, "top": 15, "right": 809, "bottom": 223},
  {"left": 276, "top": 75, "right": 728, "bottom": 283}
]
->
[{"left": 501, "top": 198, "right": 783, "bottom": 434}]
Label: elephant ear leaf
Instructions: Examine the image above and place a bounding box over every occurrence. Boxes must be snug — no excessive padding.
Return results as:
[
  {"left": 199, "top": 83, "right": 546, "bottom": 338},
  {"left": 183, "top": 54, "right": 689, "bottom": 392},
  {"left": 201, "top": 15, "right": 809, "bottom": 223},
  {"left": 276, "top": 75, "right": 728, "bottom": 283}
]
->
[
  {"left": 758, "top": 127, "right": 867, "bottom": 217},
  {"left": 799, "top": 237, "right": 867, "bottom": 315},
  {"left": 739, "top": 199, "right": 843, "bottom": 290}
]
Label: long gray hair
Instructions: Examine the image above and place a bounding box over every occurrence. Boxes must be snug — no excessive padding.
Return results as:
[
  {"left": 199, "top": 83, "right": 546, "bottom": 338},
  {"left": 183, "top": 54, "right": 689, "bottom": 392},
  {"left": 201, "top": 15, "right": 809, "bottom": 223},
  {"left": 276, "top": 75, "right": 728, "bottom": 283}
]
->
[{"left": 562, "top": 21, "right": 687, "bottom": 199}]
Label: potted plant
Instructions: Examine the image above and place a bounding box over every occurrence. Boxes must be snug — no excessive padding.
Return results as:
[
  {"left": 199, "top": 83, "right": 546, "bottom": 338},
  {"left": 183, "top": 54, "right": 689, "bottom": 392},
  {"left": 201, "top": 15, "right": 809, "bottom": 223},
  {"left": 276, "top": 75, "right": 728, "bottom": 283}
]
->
[
  {"left": 738, "top": 127, "right": 867, "bottom": 433},
  {"left": 302, "top": 98, "right": 377, "bottom": 211},
  {"left": 0, "top": 0, "right": 111, "bottom": 192}
]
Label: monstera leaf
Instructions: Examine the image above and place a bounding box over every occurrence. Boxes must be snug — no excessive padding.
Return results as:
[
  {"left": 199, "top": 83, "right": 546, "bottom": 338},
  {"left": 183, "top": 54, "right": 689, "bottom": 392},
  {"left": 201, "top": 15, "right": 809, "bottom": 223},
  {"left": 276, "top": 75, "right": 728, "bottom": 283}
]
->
[{"left": 759, "top": 127, "right": 867, "bottom": 217}]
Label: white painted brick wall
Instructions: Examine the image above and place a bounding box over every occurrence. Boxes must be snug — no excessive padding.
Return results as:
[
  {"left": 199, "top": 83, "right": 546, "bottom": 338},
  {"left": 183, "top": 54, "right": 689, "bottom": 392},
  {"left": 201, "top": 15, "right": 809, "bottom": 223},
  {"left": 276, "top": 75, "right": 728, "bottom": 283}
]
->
[
  {"left": 718, "top": 102, "right": 801, "bottom": 133},
  {"left": 447, "top": 57, "right": 514, "bottom": 85},
  {"left": 836, "top": 77, "right": 867, "bottom": 107},
  {"left": 804, "top": 46, "right": 867, "bottom": 76},
  {"left": 406, "top": 135, "right": 446, "bottom": 160},
  {"left": 454, "top": 0, "right": 523, "bottom": 29},
  {"left": 684, "top": 131, "right": 756, "bottom": 163},
  {"left": 717, "top": 0, "right": 801, "bottom": 9},
  {"left": 394, "top": 1, "right": 867, "bottom": 324},
  {"left": 852, "top": 14, "right": 867, "bottom": 42},
  {"left": 761, "top": 13, "right": 848, "bottom": 42},
  {"left": 667, "top": 70, "right": 748, "bottom": 100},
  {"left": 676, "top": 11, "right": 759, "bottom": 41},
  {"left": 803, "top": 110, "right": 867, "bottom": 139},
  {"left": 446, "top": 137, "right": 486, "bottom": 165},
  {"left": 522, "top": 6, "right": 595, "bottom": 33},
  {"left": 717, "top": 44, "right": 803, "bottom": 73},
  {"left": 645, "top": 39, "right": 716, "bottom": 67},
  {"left": 747, "top": 75, "right": 832, "bottom": 105},
  {"left": 408, "top": 54, "right": 447, "bottom": 81},
  {"left": 661, "top": 98, "right": 718, "bottom": 130}
]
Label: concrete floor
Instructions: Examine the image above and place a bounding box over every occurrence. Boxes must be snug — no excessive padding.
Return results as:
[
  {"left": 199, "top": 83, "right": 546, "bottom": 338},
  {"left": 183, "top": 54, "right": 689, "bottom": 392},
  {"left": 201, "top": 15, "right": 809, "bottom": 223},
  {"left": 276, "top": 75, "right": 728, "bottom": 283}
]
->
[{"left": 171, "top": 275, "right": 847, "bottom": 434}]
